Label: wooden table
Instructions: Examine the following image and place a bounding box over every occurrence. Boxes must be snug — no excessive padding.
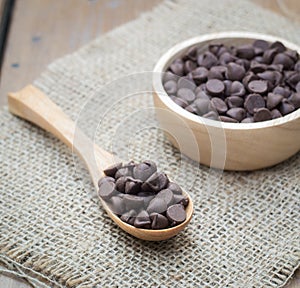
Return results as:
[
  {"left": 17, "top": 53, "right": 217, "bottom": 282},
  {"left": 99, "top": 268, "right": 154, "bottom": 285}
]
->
[{"left": 0, "top": 0, "right": 299, "bottom": 287}]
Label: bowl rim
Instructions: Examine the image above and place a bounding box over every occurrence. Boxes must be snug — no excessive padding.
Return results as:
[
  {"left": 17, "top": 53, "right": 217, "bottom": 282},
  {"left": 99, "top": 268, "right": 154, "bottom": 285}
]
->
[{"left": 153, "top": 31, "right": 300, "bottom": 130}]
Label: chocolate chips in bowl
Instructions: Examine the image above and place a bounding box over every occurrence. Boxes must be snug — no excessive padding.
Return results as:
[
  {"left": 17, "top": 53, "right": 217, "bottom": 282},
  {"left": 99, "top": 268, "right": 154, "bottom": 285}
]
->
[
  {"left": 153, "top": 32, "right": 300, "bottom": 170},
  {"left": 163, "top": 39, "right": 300, "bottom": 123},
  {"left": 98, "top": 160, "right": 189, "bottom": 230}
]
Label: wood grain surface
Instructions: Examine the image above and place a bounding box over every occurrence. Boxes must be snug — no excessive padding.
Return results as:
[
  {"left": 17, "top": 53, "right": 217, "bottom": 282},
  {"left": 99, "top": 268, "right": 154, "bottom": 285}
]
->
[{"left": 0, "top": 0, "right": 299, "bottom": 287}]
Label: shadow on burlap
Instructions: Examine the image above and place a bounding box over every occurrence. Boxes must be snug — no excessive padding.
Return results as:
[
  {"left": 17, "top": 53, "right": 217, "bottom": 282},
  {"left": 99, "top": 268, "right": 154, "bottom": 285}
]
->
[{"left": 0, "top": 0, "right": 299, "bottom": 287}]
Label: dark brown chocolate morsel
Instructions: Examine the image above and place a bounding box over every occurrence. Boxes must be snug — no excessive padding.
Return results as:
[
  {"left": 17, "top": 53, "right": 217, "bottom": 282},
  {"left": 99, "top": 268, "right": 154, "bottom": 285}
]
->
[
  {"left": 142, "top": 172, "right": 169, "bottom": 193},
  {"left": 147, "top": 197, "right": 168, "bottom": 214},
  {"left": 123, "top": 194, "right": 145, "bottom": 211},
  {"left": 219, "top": 52, "right": 237, "bottom": 65},
  {"left": 253, "top": 39, "right": 269, "bottom": 51},
  {"left": 115, "top": 166, "right": 133, "bottom": 179},
  {"left": 223, "top": 80, "right": 232, "bottom": 96},
  {"left": 279, "top": 101, "right": 295, "bottom": 115},
  {"left": 247, "top": 80, "right": 268, "bottom": 94},
  {"left": 133, "top": 160, "right": 157, "bottom": 181},
  {"left": 177, "top": 77, "right": 196, "bottom": 90},
  {"left": 192, "top": 67, "right": 208, "bottom": 84},
  {"left": 194, "top": 98, "right": 211, "bottom": 115},
  {"left": 226, "top": 107, "right": 246, "bottom": 122},
  {"left": 166, "top": 204, "right": 186, "bottom": 224},
  {"left": 170, "top": 59, "right": 184, "bottom": 76},
  {"left": 98, "top": 176, "right": 115, "bottom": 187},
  {"left": 244, "top": 94, "right": 265, "bottom": 114},
  {"left": 288, "top": 93, "right": 300, "bottom": 109},
  {"left": 98, "top": 181, "right": 117, "bottom": 200},
  {"left": 184, "top": 60, "right": 197, "bottom": 74},
  {"left": 156, "top": 189, "right": 174, "bottom": 207},
  {"left": 103, "top": 163, "right": 123, "bottom": 178},
  {"left": 226, "top": 62, "right": 246, "bottom": 81},
  {"left": 164, "top": 80, "right": 177, "bottom": 94},
  {"left": 253, "top": 108, "right": 272, "bottom": 122},
  {"left": 230, "top": 81, "right": 246, "bottom": 96},
  {"left": 177, "top": 88, "right": 196, "bottom": 103},
  {"left": 134, "top": 210, "right": 151, "bottom": 228},
  {"left": 226, "top": 96, "right": 244, "bottom": 108},
  {"left": 241, "top": 117, "right": 254, "bottom": 123},
  {"left": 163, "top": 71, "right": 178, "bottom": 84},
  {"left": 273, "top": 86, "right": 291, "bottom": 98},
  {"left": 167, "top": 182, "right": 183, "bottom": 195},
  {"left": 120, "top": 209, "right": 137, "bottom": 224},
  {"left": 173, "top": 194, "right": 189, "bottom": 207},
  {"left": 203, "top": 111, "right": 219, "bottom": 120},
  {"left": 197, "top": 51, "right": 218, "bottom": 69},
  {"left": 272, "top": 53, "right": 294, "bottom": 70},
  {"left": 206, "top": 79, "right": 225, "bottom": 95},
  {"left": 219, "top": 116, "right": 238, "bottom": 123},
  {"left": 242, "top": 72, "right": 259, "bottom": 87},
  {"left": 150, "top": 213, "right": 169, "bottom": 229},
  {"left": 108, "top": 196, "right": 125, "bottom": 215},
  {"left": 236, "top": 44, "right": 255, "bottom": 60},
  {"left": 185, "top": 104, "right": 198, "bottom": 114},
  {"left": 296, "top": 82, "right": 300, "bottom": 93},
  {"left": 270, "top": 41, "right": 286, "bottom": 52},
  {"left": 270, "top": 109, "right": 282, "bottom": 119},
  {"left": 263, "top": 48, "right": 277, "bottom": 64},
  {"left": 125, "top": 177, "right": 142, "bottom": 194},
  {"left": 210, "top": 97, "right": 228, "bottom": 114},
  {"left": 171, "top": 96, "right": 189, "bottom": 108},
  {"left": 266, "top": 93, "right": 283, "bottom": 110},
  {"left": 115, "top": 176, "right": 128, "bottom": 193}
]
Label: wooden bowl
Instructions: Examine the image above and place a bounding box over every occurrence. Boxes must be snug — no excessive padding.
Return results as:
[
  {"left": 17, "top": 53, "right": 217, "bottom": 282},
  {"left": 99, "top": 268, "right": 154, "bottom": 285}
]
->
[{"left": 153, "top": 32, "right": 300, "bottom": 171}]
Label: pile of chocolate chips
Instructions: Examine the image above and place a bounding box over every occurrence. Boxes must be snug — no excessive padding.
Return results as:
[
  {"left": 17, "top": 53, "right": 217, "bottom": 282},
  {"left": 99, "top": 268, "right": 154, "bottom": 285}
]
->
[
  {"left": 98, "top": 160, "right": 189, "bottom": 230},
  {"left": 163, "top": 39, "right": 300, "bottom": 123}
]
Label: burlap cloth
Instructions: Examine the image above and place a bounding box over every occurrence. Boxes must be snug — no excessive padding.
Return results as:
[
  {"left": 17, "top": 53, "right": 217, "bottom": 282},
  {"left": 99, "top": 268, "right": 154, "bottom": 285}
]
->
[{"left": 1, "top": 0, "right": 300, "bottom": 287}]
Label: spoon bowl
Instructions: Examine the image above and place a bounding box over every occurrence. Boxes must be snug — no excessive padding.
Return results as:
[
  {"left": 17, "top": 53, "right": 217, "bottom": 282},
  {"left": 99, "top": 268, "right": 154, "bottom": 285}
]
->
[{"left": 8, "top": 85, "right": 193, "bottom": 241}]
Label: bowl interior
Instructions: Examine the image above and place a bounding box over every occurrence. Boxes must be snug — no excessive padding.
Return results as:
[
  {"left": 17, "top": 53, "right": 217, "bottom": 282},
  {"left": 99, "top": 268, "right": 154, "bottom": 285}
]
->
[{"left": 153, "top": 32, "right": 300, "bottom": 130}]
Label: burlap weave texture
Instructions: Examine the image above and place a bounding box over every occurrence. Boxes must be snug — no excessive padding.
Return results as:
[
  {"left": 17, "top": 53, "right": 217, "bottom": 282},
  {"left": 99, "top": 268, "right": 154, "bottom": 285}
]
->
[{"left": 0, "top": 0, "right": 300, "bottom": 287}]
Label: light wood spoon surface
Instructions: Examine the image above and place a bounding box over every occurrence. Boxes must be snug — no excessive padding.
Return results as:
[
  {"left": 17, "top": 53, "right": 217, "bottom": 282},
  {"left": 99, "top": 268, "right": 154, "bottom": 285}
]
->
[{"left": 8, "top": 85, "right": 193, "bottom": 241}]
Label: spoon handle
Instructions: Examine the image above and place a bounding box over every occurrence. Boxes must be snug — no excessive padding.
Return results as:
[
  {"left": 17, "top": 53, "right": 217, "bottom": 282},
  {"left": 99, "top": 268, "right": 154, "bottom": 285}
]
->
[{"left": 8, "top": 85, "right": 114, "bottom": 188}]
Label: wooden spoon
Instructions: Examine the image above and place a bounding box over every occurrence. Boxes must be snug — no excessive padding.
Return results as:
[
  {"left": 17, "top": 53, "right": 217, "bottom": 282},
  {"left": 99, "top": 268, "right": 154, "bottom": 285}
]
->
[{"left": 8, "top": 85, "right": 193, "bottom": 241}]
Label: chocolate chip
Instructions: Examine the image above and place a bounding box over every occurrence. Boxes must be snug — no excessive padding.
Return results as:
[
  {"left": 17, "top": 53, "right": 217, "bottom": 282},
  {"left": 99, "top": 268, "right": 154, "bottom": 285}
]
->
[
  {"left": 167, "top": 182, "right": 183, "bottom": 195},
  {"left": 192, "top": 67, "right": 208, "bottom": 84},
  {"left": 133, "top": 160, "right": 157, "bottom": 181},
  {"left": 147, "top": 197, "right": 168, "bottom": 214},
  {"left": 120, "top": 209, "right": 136, "bottom": 224},
  {"left": 164, "top": 80, "right": 177, "bottom": 94},
  {"left": 272, "top": 53, "right": 294, "bottom": 70},
  {"left": 150, "top": 213, "right": 169, "bottom": 229},
  {"left": 203, "top": 111, "right": 219, "bottom": 120},
  {"left": 98, "top": 181, "right": 117, "bottom": 200},
  {"left": 184, "top": 46, "right": 197, "bottom": 61},
  {"left": 115, "top": 176, "right": 127, "bottom": 193},
  {"left": 185, "top": 104, "right": 198, "bottom": 114},
  {"left": 184, "top": 60, "right": 197, "bottom": 74},
  {"left": 219, "top": 52, "right": 237, "bottom": 65},
  {"left": 253, "top": 39, "right": 269, "bottom": 51},
  {"left": 194, "top": 98, "right": 211, "bottom": 115},
  {"left": 156, "top": 189, "right": 174, "bottom": 207},
  {"left": 250, "top": 62, "right": 267, "bottom": 73},
  {"left": 134, "top": 210, "right": 151, "bottom": 228},
  {"left": 242, "top": 72, "right": 259, "bottom": 88},
  {"left": 171, "top": 96, "right": 189, "bottom": 108},
  {"left": 279, "top": 101, "right": 295, "bottom": 115},
  {"left": 210, "top": 97, "right": 228, "bottom": 114},
  {"left": 173, "top": 195, "right": 189, "bottom": 207},
  {"left": 219, "top": 116, "right": 238, "bottom": 123},
  {"left": 226, "top": 62, "right": 246, "bottom": 81},
  {"left": 142, "top": 172, "right": 169, "bottom": 192},
  {"left": 103, "top": 163, "right": 122, "bottom": 177},
  {"left": 270, "top": 109, "right": 282, "bottom": 119},
  {"left": 288, "top": 93, "right": 300, "bottom": 109},
  {"left": 226, "top": 96, "right": 244, "bottom": 108},
  {"left": 125, "top": 177, "right": 142, "bottom": 194},
  {"left": 226, "top": 107, "right": 246, "bottom": 122},
  {"left": 285, "top": 72, "right": 300, "bottom": 89},
  {"left": 263, "top": 48, "right": 277, "bottom": 64},
  {"left": 206, "top": 79, "right": 225, "bottom": 95},
  {"left": 177, "top": 88, "right": 196, "bottom": 103},
  {"left": 270, "top": 41, "right": 286, "bottom": 53},
  {"left": 170, "top": 59, "right": 184, "bottom": 76},
  {"left": 266, "top": 93, "right": 283, "bottom": 110},
  {"left": 244, "top": 94, "right": 265, "bottom": 114},
  {"left": 115, "top": 166, "right": 133, "bottom": 179},
  {"left": 236, "top": 44, "right": 255, "bottom": 60},
  {"left": 197, "top": 51, "right": 218, "bottom": 69},
  {"left": 253, "top": 108, "right": 272, "bottom": 122},
  {"left": 247, "top": 80, "right": 268, "bottom": 94},
  {"left": 241, "top": 117, "right": 254, "bottom": 123},
  {"left": 177, "top": 77, "right": 196, "bottom": 90},
  {"left": 123, "top": 194, "right": 145, "bottom": 211},
  {"left": 98, "top": 176, "right": 115, "bottom": 187},
  {"left": 273, "top": 86, "right": 291, "bottom": 98},
  {"left": 163, "top": 71, "right": 178, "bottom": 83},
  {"left": 230, "top": 81, "right": 246, "bottom": 96},
  {"left": 166, "top": 204, "right": 186, "bottom": 224},
  {"left": 296, "top": 82, "right": 300, "bottom": 93},
  {"left": 108, "top": 196, "right": 125, "bottom": 215}
]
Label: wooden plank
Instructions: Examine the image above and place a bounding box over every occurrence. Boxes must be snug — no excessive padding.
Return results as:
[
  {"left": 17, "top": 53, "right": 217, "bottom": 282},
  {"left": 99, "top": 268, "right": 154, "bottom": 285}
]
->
[{"left": 0, "top": 0, "right": 162, "bottom": 106}]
